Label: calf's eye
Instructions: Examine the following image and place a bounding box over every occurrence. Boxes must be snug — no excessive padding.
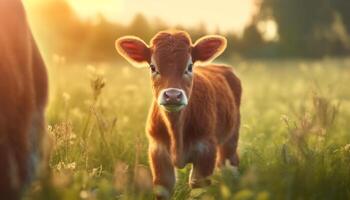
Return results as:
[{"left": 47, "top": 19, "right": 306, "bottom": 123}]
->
[
  {"left": 150, "top": 64, "right": 157, "bottom": 74},
  {"left": 187, "top": 63, "right": 193, "bottom": 73}
]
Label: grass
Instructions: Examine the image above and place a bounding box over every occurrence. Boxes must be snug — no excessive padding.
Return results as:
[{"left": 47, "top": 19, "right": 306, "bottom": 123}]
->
[{"left": 25, "top": 57, "right": 350, "bottom": 200}]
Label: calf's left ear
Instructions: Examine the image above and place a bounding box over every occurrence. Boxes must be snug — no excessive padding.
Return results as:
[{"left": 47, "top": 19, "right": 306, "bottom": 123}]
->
[{"left": 192, "top": 35, "right": 227, "bottom": 63}]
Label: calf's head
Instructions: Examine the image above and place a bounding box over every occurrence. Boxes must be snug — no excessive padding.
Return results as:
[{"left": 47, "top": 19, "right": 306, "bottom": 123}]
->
[{"left": 115, "top": 31, "right": 226, "bottom": 112}]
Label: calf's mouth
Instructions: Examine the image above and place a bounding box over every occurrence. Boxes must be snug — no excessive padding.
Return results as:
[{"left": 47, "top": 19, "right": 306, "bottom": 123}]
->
[{"left": 160, "top": 103, "right": 187, "bottom": 112}]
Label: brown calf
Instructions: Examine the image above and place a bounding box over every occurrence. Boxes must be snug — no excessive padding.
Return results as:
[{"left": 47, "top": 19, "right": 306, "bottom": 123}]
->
[
  {"left": 115, "top": 30, "right": 241, "bottom": 199},
  {"left": 0, "top": 0, "right": 48, "bottom": 199}
]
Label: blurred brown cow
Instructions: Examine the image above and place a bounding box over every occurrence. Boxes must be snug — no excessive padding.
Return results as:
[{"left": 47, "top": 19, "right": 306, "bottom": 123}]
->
[{"left": 0, "top": 0, "right": 48, "bottom": 199}]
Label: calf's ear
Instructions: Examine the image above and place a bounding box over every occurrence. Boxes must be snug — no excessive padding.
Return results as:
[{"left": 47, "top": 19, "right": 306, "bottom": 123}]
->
[
  {"left": 192, "top": 35, "right": 227, "bottom": 63},
  {"left": 115, "top": 36, "right": 151, "bottom": 67}
]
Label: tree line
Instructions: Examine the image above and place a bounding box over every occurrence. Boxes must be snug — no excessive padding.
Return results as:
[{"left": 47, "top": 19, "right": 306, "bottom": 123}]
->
[{"left": 27, "top": 0, "right": 350, "bottom": 63}]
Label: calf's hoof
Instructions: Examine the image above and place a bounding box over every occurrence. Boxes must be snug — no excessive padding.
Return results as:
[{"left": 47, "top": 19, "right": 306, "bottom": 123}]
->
[
  {"left": 189, "top": 178, "right": 211, "bottom": 189},
  {"left": 154, "top": 185, "right": 170, "bottom": 200}
]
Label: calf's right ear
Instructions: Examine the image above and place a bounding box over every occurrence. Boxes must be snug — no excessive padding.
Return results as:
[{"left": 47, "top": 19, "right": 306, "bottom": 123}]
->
[{"left": 115, "top": 36, "right": 151, "bottom": 68}]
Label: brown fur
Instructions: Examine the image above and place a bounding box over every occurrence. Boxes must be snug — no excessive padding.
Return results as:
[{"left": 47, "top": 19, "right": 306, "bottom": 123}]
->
[
  {"left": 116, "top": 30, "right": 241, "bottom": 199},
  {"left": 0, "top": 0, "right": 48, "bottom": 199}
]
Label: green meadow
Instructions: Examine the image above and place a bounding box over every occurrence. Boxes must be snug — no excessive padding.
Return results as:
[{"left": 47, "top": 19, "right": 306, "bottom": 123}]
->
[{"left": 25, "top": 58, "right": 350, "bottom": 200}]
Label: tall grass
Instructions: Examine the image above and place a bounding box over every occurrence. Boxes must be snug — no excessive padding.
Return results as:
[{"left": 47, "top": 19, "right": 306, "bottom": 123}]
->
[{"left": 25, "top": 58, "right": 350, "bottom": 200}]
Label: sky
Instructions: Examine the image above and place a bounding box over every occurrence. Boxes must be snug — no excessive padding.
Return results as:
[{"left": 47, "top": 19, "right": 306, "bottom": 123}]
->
[{"left": 62, "top": 0, "right": 257, "bottom": 34}]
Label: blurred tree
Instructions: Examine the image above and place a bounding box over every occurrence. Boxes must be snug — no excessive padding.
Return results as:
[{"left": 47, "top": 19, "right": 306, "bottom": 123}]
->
[
  {"left": 241, "top": 23, "right": 264, "bottom": 54},
  {"left": 26, "top": 0, "right": 350, "bottom": 63},
  {"left": 82, "top": 15, "right": 126, "bottom": 62},
  {"left": 28, "top": 0, "right": 88, "bottom": 61},
  {"left": 190, "top": 22, "right": 208, "bottom": 41},
  {"left": 331, "top": 0, "right": 350, "bottom": 34},
  {"left": 258, "top": 0, "right": 350, "bottom": 57},
  {"left": 221, "top": 32, "right": 241, "bottom": 60},
  {"left": 126, "top": 14, "right": 153, "bottom": 41}
]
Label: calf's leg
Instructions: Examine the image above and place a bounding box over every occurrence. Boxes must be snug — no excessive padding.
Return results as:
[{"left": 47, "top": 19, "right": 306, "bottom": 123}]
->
[
  {"left": 216, "top": 131, "right": 239, "bottom": 168},
  {"left": 149, "top": 144, "right": 175, "bottom": 200},
  {"left": 189, "top": 140, "right": 216, "bottom": 188}
]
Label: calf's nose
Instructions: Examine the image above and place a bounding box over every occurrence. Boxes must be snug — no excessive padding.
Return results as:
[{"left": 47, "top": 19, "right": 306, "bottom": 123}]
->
[{"left": 163, "top": 89, "right": 183, "bottom": 104}]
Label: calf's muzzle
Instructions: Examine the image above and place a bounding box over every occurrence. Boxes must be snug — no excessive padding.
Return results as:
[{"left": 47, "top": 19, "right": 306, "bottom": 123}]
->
[{"left": 158, "top": 88, "right": 188, "bottom": 112}]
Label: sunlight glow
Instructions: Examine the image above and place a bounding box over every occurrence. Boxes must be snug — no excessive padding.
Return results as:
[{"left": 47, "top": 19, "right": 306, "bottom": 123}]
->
[
  {"left": 66, "top": 0, "right": 256, "bottom": 33},
  {"left": 67, "top": 0, "right": 123, "bottom": 20},
  {"left": 24, "top": 0, "right": 256, "bottom": 33},
  {"left": 258, "top": 19, "right": 278, "bottom": 41}
]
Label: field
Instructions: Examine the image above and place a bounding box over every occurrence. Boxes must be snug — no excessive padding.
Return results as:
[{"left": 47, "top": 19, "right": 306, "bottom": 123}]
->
[{"left": 25, "top": 58, "right": 350, "bottom": 200}]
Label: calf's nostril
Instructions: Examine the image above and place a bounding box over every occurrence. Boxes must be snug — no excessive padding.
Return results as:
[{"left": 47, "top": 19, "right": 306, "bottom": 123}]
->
[
  {"left": 176, "top": 93, "right": 182, "bottom": 101},
  {"left": 163, "top": 92, "right": 171, "bottom": 102},
  {"left": 164, "top": 92, "right": 169, "bottom": 98}
]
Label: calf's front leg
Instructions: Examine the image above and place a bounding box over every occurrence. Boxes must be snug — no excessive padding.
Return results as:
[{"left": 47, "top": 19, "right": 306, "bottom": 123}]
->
[
  {"left": 149, "top": 144, "right": 175, "bottom": 200},
  {"left": 189, "top": 140, "right": 216, "bottom": 188}
]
